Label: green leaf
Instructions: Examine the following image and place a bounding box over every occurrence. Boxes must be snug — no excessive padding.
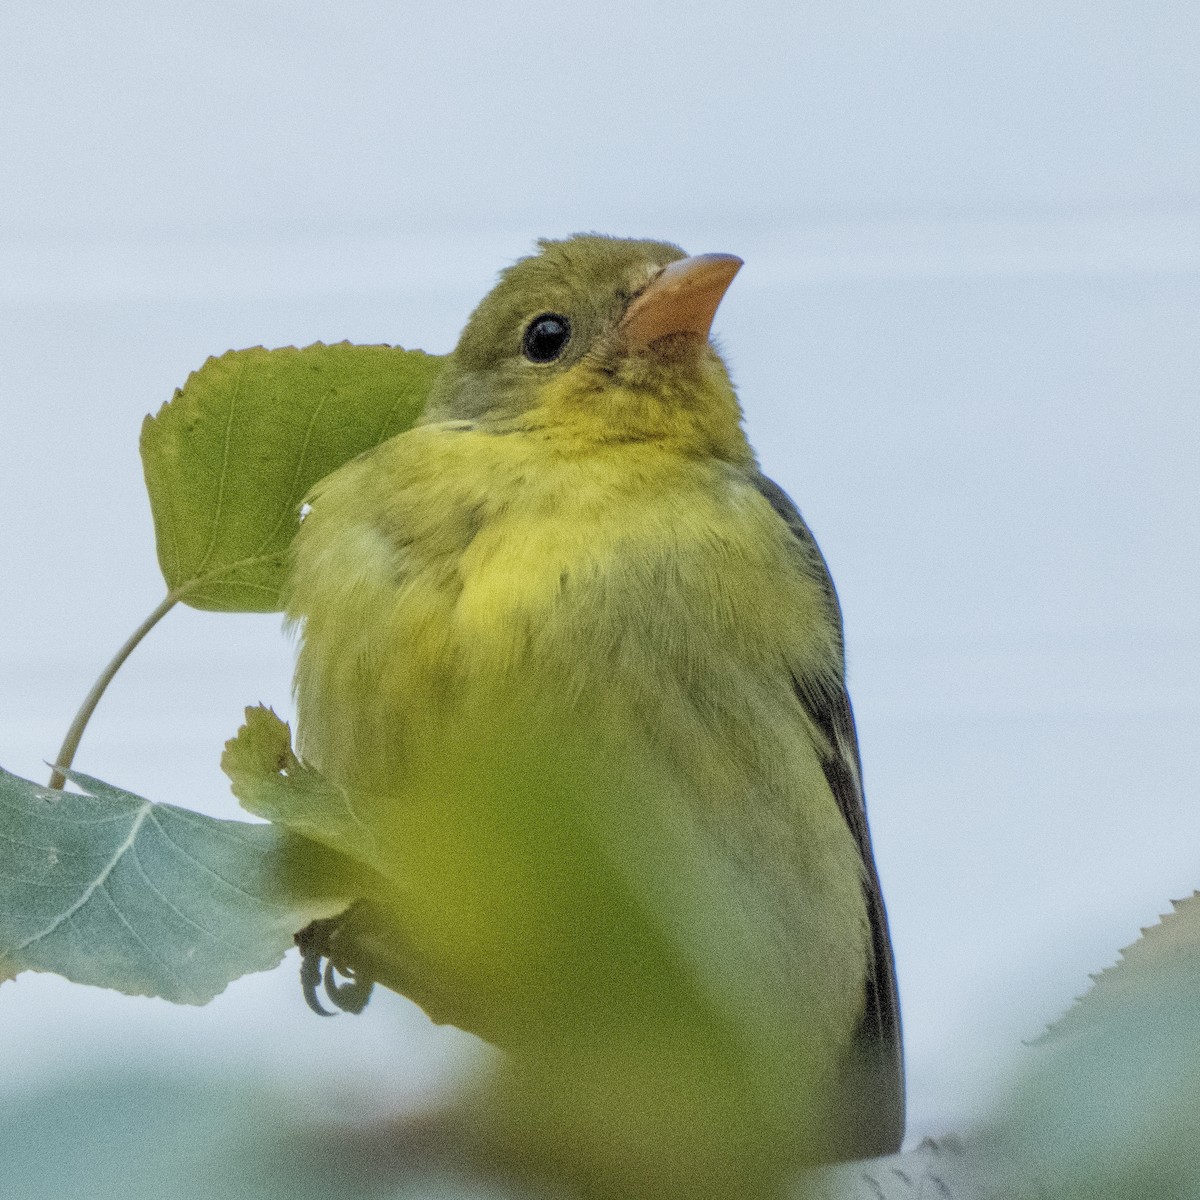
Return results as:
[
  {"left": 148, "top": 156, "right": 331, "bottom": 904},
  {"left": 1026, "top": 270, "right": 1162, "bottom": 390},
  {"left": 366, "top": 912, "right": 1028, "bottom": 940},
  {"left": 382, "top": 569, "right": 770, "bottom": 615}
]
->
[
  {"left": 1043, "top": 891, "right": 1200, "bottom": 1043},
  {"left": 221, "top": 708, "right": 414, "bottom": 1015},
  {"left": 141, "top": 342, "right": 444, "bottom": 612},
  {"left": 222, "top": 705, "right": 383, "bottom": 868},
  {"left": 964, "top": 893, "right": 1200, "bottom": 1200},
  {"left": 0, "top": 765, "right": 347, "bottom": 1004}
]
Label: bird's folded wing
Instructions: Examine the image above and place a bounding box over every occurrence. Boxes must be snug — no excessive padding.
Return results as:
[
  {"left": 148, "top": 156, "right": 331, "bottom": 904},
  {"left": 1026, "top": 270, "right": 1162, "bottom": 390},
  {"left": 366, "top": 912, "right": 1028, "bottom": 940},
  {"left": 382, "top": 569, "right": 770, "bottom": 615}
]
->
[{"left": 752, "top": 472, "right": 905, "bottom": 1156}]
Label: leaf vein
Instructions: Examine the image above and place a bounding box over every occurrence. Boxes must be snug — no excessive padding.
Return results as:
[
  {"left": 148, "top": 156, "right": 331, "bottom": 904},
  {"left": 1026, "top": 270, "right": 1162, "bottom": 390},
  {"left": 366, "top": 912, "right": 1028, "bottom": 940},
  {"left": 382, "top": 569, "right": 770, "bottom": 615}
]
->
[
  {"left": 127, "top": 841, "right": 222, "bottom": 943},
  {"left": 250, "top": 387, "right": 332, "bottom": 560},
  {"left": 162, "top": 448, "right": 185, "bottom": 585},
  {"left": 93, "top": 874, "right": 186, "bottom": 989},
  {"left": 146, "top": 809, "right": 279, "bottom": 908},
  {"left": 375, "top": 360, "right": 429, "bottom": 443},
  {"left": 194, "top": 360, "right": 243, "bottom": 577},
  {"left": 11, "top": 802, "right": 153, "bottom": 952}
]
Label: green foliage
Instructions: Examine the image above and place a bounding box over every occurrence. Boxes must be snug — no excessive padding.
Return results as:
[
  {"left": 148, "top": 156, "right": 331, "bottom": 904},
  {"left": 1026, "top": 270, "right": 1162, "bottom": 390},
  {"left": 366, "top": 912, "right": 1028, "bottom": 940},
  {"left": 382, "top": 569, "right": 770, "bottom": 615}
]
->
[
  {"left": 1043, "top": 891, "right": 1200, "bottom": 1045},
  {"left": 223, "top": 705, "right": 383, "bottom": 867},
  {"left": 7, "top": 338, "right": 447, "bottom": 996},
  {"left": 48, "top": 342, "right": 442, "bottom": 787},
  {"left": 0, "top": 765, "right": 347, "bottom": 1003},
  {"left": 140, "top": 342, "right": 443, "bottom": 612},
  {"left": 975, "top": 894, "right": 1200, "bottom": 1200}
]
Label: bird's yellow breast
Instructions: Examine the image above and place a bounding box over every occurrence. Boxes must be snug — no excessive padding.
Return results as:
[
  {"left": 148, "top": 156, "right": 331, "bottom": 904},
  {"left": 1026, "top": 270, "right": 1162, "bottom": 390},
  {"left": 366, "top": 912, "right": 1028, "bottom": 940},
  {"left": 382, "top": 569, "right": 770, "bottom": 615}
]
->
[
  {"left": 287, "top": 420, "right": 869, "bottom": 1060},
  {"left": 291, "top": 422, "right": 833, "bottom": 781}
]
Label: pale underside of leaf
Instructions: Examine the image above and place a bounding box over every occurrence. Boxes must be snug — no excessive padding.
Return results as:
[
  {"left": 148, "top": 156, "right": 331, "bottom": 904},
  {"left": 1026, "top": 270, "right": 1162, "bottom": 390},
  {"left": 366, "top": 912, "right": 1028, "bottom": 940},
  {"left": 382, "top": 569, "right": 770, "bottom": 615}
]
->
[{"left": 0, "top": 766, "right": 346, "bottom": 1004}]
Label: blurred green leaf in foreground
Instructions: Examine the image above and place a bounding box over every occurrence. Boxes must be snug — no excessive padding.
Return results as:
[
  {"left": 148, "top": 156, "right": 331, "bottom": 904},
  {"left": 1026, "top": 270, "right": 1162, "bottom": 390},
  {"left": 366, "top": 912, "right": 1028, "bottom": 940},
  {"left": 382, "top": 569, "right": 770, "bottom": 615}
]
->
[{"left": 223, "top": 704, "right": 857, "bottom": 1200}]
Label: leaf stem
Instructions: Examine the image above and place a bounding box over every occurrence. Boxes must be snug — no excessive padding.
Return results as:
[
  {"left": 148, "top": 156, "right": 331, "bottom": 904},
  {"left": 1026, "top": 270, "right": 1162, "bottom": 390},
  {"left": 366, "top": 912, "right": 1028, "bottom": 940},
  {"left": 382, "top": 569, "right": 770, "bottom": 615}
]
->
[{"left": 48, "top": 591, "right": 181, "bottom": 789}]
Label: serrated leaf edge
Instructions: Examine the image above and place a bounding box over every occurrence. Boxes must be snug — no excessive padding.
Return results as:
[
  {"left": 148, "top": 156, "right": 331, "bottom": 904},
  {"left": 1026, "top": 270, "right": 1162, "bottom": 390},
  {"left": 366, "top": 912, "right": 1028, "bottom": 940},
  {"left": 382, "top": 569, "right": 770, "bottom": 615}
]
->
[{"left": 1039, "top": 890, "right": 1200, "bottom": 1041}]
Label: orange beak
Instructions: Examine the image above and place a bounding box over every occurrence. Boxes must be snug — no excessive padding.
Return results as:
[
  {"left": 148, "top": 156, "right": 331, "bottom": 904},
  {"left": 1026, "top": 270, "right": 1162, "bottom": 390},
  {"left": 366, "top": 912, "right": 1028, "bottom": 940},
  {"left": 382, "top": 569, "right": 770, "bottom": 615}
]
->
[{"left": 619, "top": 253, "right": 743, "bottom": 349}]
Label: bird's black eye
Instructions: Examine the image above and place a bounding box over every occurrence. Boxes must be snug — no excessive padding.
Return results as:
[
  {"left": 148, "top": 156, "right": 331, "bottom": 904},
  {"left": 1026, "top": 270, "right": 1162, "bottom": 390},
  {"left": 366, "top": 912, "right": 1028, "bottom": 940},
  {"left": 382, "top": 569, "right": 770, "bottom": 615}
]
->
[{"left": 522, "top": 313, "right": 571, "bottom": 363}]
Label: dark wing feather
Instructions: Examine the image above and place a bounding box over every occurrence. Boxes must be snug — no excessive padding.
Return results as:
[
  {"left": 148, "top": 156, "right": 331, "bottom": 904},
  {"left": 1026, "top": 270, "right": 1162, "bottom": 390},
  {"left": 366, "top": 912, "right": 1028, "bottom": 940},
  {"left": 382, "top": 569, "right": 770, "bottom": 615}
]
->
[{"left": 753, "top": 473, "right": 905, "bottom": 1158}]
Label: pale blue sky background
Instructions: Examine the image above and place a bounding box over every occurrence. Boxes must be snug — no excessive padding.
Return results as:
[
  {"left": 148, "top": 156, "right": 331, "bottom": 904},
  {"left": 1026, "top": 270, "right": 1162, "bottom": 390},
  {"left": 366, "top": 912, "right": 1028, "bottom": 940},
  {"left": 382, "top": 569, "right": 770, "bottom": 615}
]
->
[{"left": 2, "top": 0, "right": 1198, "bottom": 1154}]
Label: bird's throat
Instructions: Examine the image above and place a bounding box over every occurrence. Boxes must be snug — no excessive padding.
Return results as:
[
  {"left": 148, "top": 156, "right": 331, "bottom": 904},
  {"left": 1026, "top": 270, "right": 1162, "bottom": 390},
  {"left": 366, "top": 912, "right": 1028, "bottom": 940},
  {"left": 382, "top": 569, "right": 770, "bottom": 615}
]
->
[{"left": 525, "top": 356, "right": 754, "bottom": 465}]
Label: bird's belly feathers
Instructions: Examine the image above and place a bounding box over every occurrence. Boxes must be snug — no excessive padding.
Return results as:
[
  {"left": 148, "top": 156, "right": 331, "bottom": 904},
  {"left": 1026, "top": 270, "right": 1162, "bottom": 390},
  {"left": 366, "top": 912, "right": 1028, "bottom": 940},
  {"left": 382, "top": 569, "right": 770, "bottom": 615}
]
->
[{"left": 288, "top": 429, "right": 869, "bottom": 1055}]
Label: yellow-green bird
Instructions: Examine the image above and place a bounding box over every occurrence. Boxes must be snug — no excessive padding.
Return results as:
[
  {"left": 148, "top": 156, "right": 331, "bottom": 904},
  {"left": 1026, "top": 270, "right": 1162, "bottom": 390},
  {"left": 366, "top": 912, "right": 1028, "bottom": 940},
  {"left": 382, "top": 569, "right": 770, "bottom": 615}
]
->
[{"left": 286, "top": 235, "right": 903, "bottom": 1188}]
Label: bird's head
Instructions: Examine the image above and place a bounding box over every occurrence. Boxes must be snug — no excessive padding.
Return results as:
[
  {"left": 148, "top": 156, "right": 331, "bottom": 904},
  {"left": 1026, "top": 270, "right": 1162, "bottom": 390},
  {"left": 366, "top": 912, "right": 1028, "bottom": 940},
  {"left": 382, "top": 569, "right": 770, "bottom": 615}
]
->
[{"left": 423, "top": 234, "right": 752, "bottom": 463}]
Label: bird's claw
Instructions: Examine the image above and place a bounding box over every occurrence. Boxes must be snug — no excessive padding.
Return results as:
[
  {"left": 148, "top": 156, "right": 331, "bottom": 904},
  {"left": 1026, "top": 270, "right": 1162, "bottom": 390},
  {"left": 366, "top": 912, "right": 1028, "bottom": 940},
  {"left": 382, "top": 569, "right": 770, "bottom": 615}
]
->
[{"left": 296, "top": 914, "right": 376, "bottom": 1017}]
